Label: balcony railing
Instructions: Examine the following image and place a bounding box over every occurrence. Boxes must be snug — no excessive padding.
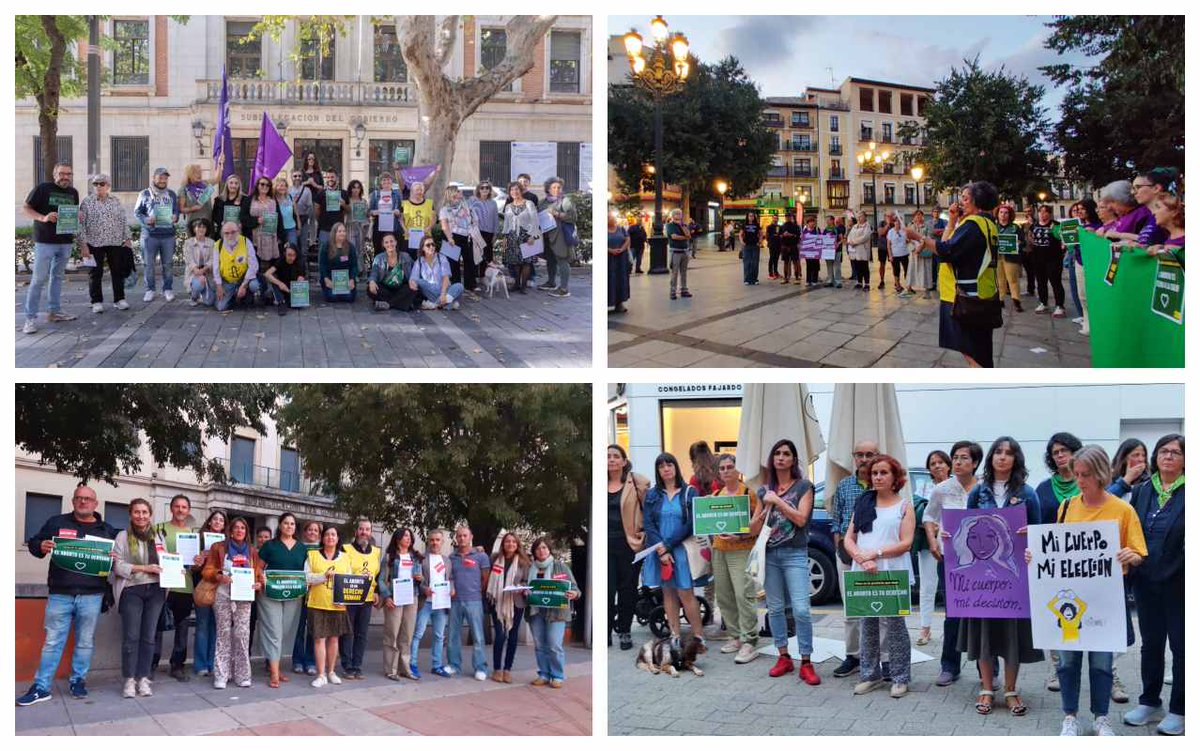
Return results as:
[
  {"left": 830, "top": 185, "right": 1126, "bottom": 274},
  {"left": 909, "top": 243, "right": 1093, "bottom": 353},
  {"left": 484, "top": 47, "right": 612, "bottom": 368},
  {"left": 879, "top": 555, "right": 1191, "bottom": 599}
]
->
[
  {"left": 211, "top": 457, "right": 327, "bottom": 496},
  {"left": 829, "top": 145, "right": 843, "bottom": 155},
  {"left": 200, "top": 79, "right": 416, "bottom": 106},
  {"left": 783, "top": 143, "right": 817, "bottom": 152},
  {"left": 828, "top": 170, "right": 847, "bottom": 180},
  {"left": 766, "top": 166, "right": 789, "bottom": 178},
  {"left": 790, "top": 118, "right": 814, "bottom": 129},
  {"left": 880, "top": 134, "right": 894, "bottom": 144},
  {"left": 793, "top": 167, "right": 819, "bottom": 178},
  {"left": 764, "top": 119, "right": 785, "bottom": 128},
  {"left": 859, "top": 130, "right": 873, "bottom": 142}
]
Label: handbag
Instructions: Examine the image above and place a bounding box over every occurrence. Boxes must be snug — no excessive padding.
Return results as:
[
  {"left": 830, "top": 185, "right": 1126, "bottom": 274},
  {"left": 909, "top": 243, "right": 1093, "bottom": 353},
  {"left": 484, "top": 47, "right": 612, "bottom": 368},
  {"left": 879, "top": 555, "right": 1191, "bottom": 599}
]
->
[
  {"left": 193, "top": 577, "right": 217, "bottom": 608},
  {"left": 952, "top": 285, "right": 1004, "bottom": 329},
  {"left": 561, "top": 221, "right": 579, "bottom": 247},
  {"left": 745, "top": 522, "right": 774, "bottom": 591},
  {"left": 681, "top": 535, "right": 712, "bottom": 586}
]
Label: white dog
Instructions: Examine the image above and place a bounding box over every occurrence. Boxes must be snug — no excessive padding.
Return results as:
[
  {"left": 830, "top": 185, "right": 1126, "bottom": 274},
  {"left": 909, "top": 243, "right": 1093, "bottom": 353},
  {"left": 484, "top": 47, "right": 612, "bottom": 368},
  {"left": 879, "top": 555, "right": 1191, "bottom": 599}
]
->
[{"left": 482, "top": 262, "right": 509, "bottom": 299}]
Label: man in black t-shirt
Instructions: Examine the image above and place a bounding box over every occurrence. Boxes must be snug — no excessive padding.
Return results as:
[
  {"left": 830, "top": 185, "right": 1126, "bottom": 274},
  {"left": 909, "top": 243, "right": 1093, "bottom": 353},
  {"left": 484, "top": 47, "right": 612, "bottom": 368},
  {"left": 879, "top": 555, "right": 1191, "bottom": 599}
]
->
[
  {"left": 22, "top": 162, "right": 81, "bottom": 333},
  {"left": 315, "top": 170, "right": 349, "bottom": 251}
]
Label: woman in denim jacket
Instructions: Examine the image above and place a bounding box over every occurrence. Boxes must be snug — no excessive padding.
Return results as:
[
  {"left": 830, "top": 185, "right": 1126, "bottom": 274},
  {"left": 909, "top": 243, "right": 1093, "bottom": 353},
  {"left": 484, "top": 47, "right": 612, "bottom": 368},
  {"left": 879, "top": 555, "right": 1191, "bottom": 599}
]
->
[{"left": 642, "top": 452, "right": 704, "bottom": 647}]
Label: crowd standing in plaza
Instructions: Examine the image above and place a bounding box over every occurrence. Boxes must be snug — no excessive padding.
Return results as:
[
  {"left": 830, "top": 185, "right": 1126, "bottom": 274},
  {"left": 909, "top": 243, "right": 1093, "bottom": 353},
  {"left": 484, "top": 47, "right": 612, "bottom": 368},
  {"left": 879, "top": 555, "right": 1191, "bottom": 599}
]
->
[
  {"left": 608, "top": 431, "right": 1184, "bottom": 736},
  {"left": 23, "top": 156, "right": 585, "bottom": 333},
  {"left": 18, "top": 493, "right": 582, "bottom": 706}
]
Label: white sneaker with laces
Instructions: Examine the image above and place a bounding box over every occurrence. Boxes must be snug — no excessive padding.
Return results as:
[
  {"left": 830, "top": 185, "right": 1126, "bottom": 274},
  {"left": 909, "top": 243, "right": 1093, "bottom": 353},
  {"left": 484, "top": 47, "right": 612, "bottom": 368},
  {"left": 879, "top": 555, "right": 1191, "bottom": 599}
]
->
[
  {"left": 1094, "top": 716, "right": 1115, "bottom": 736},
  {"left": 720, "top": 639, "right": 742, "bottom": 655},
  {"left": 474, "top": 670, "right": 487, "bottom": 681},
  {"left": 163, "top": 290, "right": 175, "bottom": 302},
  {"left": 734, "top": 642, "right": 760, "bottom": 664},
  {"left": 23, "top": 319, "right": 38, "bottom": 334},
  {"left": 420, "top": 300, "right": 438, "bottom": 310},
  {"left": 123, "top": 678, "right": 137, "bottom": 698},
  {"left": 1060, "top": 716, "right": 1079, "bottom": 736},
  {"left": 92, "top": 303, "right": 104, "bottom": 314},
  {"left": 137, "top": 677, "right": 153, "bottom": 696},
  {"left": 1034, "top": 303, "right": 1047, "bottom": 313},
  {"left": 311, "top": 674, "right": 327, "bottom": 688},
  {"left": 213, "top": 678, "right": 227, "bottom": 689},
  {"left": 115, "top": 299, "right": 130, "bottom": 310},
  {"left": 328, "top": 672, "right": 342, "bottom": 685},
  {"left": 143, "top": 290, "right": 155, "bottom": 302}
]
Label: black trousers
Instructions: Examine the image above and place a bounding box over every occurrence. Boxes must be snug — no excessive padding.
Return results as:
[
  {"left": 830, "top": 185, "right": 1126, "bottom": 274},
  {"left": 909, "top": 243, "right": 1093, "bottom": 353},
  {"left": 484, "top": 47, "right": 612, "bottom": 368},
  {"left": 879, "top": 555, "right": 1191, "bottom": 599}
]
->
[
  {"left": 1034, "top": 248, "right": 1066, "bottom": 307},
  {"left": 891, "top": 255, "right": 910, "bottom": 283},
  {"left": 805, "top": 258, "right": 821, "bottom": 284},
  {"left": 850, "top": 259, "right": 871, "bottom": 285},
  {"left": 479, "top": 231, "right": 495, "bottom": 267},
  {"left": 369, "top": 282, "right": 420, "bottom": 311},
  {"left": 1135, "top": 577, "right": 1184, "bottom": 715},
  {"left": 88, "top": 245, "right": 127, "bottom": 303},
  {"left": 120, "top": 583, "right": 166, "bottom": 679},
  {"left": 153, "top": 590, "right": 195, "bottom": 669},
  {"left": 608, "top": 538, "right": 640, "bottom": 634},
  {"left": 448, "top": 233, "right": 477, "bottom": 290},
  {"left": 340, "top": 602, "right": 373, "bottom": 673},
  {"left": 1021, "top": 251, "right": 1037, "bottom": 296},
  {"left": 767, "top": 241, "right": 781, "bottom": 276}
]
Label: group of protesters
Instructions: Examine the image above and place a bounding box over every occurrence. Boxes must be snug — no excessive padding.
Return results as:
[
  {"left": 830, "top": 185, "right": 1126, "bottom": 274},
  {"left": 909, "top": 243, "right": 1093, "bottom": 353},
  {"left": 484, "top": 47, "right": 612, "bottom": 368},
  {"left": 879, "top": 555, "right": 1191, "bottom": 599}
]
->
[
  {"left": 607, "top": 429, "right": 1184, "bottom": 736},
  {"left": 18, "top": 490, "right": 581, "bottom": 705},
  {"left": 22, "top": 156, "right": 582, "bottom": 331}
]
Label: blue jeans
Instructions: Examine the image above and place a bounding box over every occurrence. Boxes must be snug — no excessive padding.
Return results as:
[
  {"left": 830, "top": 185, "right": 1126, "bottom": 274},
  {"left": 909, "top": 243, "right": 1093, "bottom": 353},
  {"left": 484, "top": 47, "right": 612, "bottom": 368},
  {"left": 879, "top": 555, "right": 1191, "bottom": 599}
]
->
[
  {"left": 447, "top": 599, "right": 488, "bottom": 674},
  {"left": 412, "top": 601, "right": 449, "bottom": 671},
  {"left": 216, "top": 278, "right": 261, "bottom": 311},
  {"left": 291, "top": 604, "right": 316, "bottom": 671},
  {"left": 1058, "top": 649, "right": 1114, "bottom": 717},
  {"left": 414, "top": 278, "right": 464, "bottom": 305},
  {"left": 320, "top": 284, "right": 357, "bottom": 303},
  {"left": 528, "top": 613, "right": 566, "bottom": 681},
  {"left": 34, "top": 593, "right": 103, "bottom": 690},
  {"left": 189, "top": 277, "right": 216, "bottom": 306},
  {"left": 742, "top": 245, "right": 760, "bottom": 284},
  {"left": 193, "top": 604, "right": 216, "bottom": 673},
  {"left": 1066, "top": 256, "right": 1084, "bottom": 317},
  {"left": 764, "top": 546, "right": 814, "bottom": 654},
  {"left": 141, "top": 234, "right": 175, "bottom": 291},
  {"left": 491, "top": 606, "right": 525, "bottom": 671},
  {"left": 24, "top": 242, "right": 72, "bottom": 320}
]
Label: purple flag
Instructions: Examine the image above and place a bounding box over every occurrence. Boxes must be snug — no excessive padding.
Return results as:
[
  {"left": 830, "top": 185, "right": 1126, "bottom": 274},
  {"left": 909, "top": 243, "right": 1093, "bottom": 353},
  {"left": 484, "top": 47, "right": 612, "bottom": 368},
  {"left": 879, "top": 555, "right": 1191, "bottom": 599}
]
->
[
  {"left": 943, "top": 505, "right": 1031, "bottom": 618},
  {"left": 400, "top": 164, "right": 438, "bottom": 188},
  {"left": 212, "top": 67, "right": 235, "bottom": 182},
  {"left": 252, "top": 111, "right": 293, "bottom": 187}
]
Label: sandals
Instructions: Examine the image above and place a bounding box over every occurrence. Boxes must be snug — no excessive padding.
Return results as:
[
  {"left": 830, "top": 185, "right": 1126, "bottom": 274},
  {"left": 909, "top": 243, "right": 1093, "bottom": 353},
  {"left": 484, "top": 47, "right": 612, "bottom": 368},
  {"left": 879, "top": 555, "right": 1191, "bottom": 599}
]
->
[
  {"left": 1004, "top": 689, "right": 1029, "bottom": 716},
  {"left": 975, "top": 689, "right": 995, "bottom": 714},
  {"left": 916, "top": 628, "right": 931, "bottom": 646}
]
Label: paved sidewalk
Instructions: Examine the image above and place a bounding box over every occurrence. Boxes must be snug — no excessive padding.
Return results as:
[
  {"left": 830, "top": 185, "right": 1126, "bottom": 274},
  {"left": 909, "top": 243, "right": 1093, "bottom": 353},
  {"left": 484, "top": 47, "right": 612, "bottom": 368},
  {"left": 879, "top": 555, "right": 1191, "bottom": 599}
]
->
[
  {"left": 608, "top": 239, "right": 1089, "bottom": 368},
  {"left": 17, "top": 645, "right": 590, "bottom": 735},
  {"left": 608, "top": 605, "right": 1152, "bottom": 736},
  {"left": 16, "top": 265, "right": 591, "bottom": 368}
]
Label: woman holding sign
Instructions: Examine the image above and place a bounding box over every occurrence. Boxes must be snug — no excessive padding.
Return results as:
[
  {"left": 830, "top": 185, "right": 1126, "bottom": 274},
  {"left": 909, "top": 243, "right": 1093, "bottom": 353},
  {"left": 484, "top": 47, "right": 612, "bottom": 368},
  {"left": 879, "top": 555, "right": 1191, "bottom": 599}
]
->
[
  {"left": 304, "top": 525, "right": 352, "bottom": 688},
  {"left": 318, "top": 223, "right": 359, "bottom": 303},
  {"left": 526, "top": 536, "right": 580, "bottom": 688},
  {"left": 378, "top": 528, "right": 422, "bottom": 680},
  {"left": 112, "top": 498, "right": 167, "bottom": 699},
  {"left": 439, "top": 184, "right": 478, "bottom": 291},
  {"left": 249, "top": 177, "right": 285, "bottom": 280},
  {"left": 844, "top": 454, "right": 916, "bottom": 698},
  {"left": 212, "top": 174, "right": 251, "bottom": 240},
  {"left": 642, "top": 453, "right": 706, "bottom": 649},
  {"left": 486, "top": 532, "right": 531, "bottom": 684},
  {"left": 501, "top": 181, "right": 541, "bottom": 294},
  {"left": 201, "top": 517, "right": 264, "bottom": 689},
  {"left": 256, "top": 513, "right": 307, "bottom": 688},
  {"left": 711, "top": 453, "right": 761, "bottom": 664},
  {"left": 193, "top": 509, "right": 227, "bottom": 677}
]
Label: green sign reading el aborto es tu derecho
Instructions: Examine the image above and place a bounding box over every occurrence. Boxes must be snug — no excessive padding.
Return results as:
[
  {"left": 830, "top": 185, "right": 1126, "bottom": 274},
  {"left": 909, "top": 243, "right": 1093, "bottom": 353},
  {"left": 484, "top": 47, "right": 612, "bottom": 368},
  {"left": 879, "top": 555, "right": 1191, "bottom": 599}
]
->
[
  {"left": 51, "top": 537, "right": 114, "bottom": 577},
  {"left": 692, "top": 495, "right": 751, "bottom": 535},
  {"left": 264, "top": 570, "right": 307, "bottom": 601},
  {"left": 528, "top": 578, "right": 570, "bottom": 608},
  {"left": 843, "top": 570, "right": 911, "bottom": 617}
]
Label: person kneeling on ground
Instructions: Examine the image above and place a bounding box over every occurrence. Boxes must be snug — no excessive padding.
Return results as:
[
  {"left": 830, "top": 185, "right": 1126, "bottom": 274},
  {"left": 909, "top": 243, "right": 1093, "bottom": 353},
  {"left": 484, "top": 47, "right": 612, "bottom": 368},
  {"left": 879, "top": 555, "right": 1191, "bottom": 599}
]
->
[
  {"left": 319, "top": 222, "right": 358, "bottom": 303},
  {"left": 263, "top": 242, "right": 306, "bottom": 315},
  {"left": 368, "top": 234, "right": 419, "bottom": 312},
  {"left": 214, "top": 221, "right": 261, "bottom": 312},
  {"left": 410, "top": 236, "right": 464, "bottom": 310}
]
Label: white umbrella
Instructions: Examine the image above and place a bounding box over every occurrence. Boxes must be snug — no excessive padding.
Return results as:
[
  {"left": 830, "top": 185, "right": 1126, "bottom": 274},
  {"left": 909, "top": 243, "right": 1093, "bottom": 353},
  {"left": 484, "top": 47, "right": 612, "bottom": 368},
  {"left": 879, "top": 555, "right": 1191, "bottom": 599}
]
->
[
  {"left": 825, "top": 383, "right": 909, "bottom": 499},
  {"left": 736, "top": 384, "right": 826, "bottom": 489}
]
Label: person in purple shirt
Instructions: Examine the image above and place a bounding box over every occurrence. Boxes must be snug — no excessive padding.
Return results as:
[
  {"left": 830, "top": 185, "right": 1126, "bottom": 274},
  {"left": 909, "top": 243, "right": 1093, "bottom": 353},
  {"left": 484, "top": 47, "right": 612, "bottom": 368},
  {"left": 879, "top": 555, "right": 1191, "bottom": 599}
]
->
[
  {"left": 1097, "top": 179, "right": 1152, "bottom": 245},
  {"left": 1129, "top": 168, "right": 1179, "bottom": 246}
]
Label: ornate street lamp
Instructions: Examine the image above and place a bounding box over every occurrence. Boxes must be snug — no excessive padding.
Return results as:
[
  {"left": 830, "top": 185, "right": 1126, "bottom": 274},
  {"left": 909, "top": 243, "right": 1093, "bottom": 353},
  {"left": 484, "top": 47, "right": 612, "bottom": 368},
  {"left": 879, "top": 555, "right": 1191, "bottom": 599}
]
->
[
  {"left": 715, "top": 179, "right": 728, "bottom": 249},
  {"left": 856, "top": 140, "right": 891, "bottom": 239},
  {"left": 910, "top": 165, "right": 925, "bottom": 228},
  {"left": 625, "top": 17, "right": 691, "bottom": 273}
]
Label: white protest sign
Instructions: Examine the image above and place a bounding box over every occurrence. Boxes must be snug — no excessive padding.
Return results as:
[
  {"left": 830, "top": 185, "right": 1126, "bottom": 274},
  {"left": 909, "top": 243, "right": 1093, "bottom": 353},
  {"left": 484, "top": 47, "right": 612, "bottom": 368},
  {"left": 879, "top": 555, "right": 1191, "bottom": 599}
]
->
[{"left": 1027, "top": 521, "right": 1127, "bottom": 653}]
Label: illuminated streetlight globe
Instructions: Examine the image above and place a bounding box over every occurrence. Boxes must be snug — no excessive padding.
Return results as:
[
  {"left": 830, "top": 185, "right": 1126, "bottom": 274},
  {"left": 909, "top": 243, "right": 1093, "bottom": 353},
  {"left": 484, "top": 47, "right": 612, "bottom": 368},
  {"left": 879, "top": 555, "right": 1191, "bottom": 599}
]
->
[
  {"left": 715, "top": 180, "right": 728, "bottom": 195},
  {"left": 623, "top": 30, "right": 643, "bottom": 57},
  {"left": 650, "top": 15, "right": 669, "bottom": 41},
  {"left": 911, "top": 166, "right": 924, "bottom": 182},
  {"left": 670, "top": 34, "right": 689, "bottom": 62}
]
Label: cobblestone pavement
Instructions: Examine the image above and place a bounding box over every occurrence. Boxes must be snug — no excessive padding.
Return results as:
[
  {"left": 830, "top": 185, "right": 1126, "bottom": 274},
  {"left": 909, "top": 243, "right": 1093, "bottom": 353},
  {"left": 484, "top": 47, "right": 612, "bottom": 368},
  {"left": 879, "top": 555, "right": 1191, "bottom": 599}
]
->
[
  {"left": 608, "top": 237, "right": 1090, "bottom": 368},
  {"left": 608, "top": 604, "right": 1153, "bottom": 736},
  {"left": 16, "top": 263, "right": 591, "bottom": 368},
  {"left": 17, "top": 644, "right": 591, "bottom": 735}
]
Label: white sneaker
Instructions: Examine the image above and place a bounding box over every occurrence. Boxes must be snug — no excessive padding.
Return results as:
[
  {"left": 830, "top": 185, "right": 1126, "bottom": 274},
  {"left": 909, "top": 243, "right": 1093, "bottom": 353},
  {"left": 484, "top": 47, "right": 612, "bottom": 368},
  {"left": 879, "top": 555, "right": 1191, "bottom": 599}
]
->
[
  {"left": 445, "top": 666, "right": 458, "bottom": 676},
  {"left": 91, "top": 302, "right": 104, "bottom": 314},
  {"left": 1094, "top": 715, "right": 1114, "bottom": 736},
  {"left": 143, "top": 290, "right": 155, "bottom": 302},
  {"left": 189, "top": 299, "right": 199, "bottom": 307},
  {"left": 420, "top": 300, "right": 438, "bottom": 310},
  {"left": 123, "top": 677, "right": 136, "bottom": 698},
  {"left": 1071, "top": 316, "right": 1084, "bottom": 324},
  {"left": 136, "top": 677, "right": 153, "bottom": 697},
  {"left": 1061, "top": 716, "right": 1080, "bottom": 736},
  {"left": 163, "top": 290, "right": 175, "bottom": 302},
  {"left": 115, "top": 299, "right": 130, "bottom": 310},
  {"left": 1052, "top": 306, "right": 1066, "bottom": 318},
  {"left": 213, "top": 678, "right": 227, "bottom": 690},
  {"left": 310, "top": 674, "right": 327, "bottom": 688},
  {"left": 474, "top": 670, "right": 487, "bottom": 681},
  {"left": 720, "top": 639, "right": 742, "bottom": 655},
  {"left": 1035, "top": 302, "right": 1047, "bottom": 313},
  {"left": 450, "top": 300, "right": 460, "bottom": 310},
  {"left": 23, "top": 319, "right": 38, "bottom": 334},
  {"left": 734, "top": 642, "right": 760, "bottom": 664},
  {"left": 328, "top": 672, "right": 342, "bottom": 685}
]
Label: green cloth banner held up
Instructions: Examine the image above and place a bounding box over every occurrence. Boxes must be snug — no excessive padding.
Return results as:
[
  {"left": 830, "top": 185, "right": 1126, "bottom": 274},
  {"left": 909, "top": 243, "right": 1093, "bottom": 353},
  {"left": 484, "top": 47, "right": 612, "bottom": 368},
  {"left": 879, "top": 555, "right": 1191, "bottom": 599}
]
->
[
  {"left": 842, "top": 570, "right": 911, "bottom": 617},
  {"left": 1079, "top": 230, "right": 1184, "bottom": 367},
  {"left": 528, "top": 578, "right": 570, "bottom": 608},
  {"left": 263, "top": 570, "right": 307, "bottom": 601},
  {"left": 51, "top": 537, "right": 114, "bottom": 577}
]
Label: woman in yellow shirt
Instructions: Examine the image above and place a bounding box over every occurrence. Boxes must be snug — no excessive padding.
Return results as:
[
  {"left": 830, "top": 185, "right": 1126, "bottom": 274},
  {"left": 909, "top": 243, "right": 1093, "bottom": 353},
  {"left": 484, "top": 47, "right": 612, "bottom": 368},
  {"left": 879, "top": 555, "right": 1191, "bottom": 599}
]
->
[{"left": 304, "top": 525, "right": 353, "bottom": 688}]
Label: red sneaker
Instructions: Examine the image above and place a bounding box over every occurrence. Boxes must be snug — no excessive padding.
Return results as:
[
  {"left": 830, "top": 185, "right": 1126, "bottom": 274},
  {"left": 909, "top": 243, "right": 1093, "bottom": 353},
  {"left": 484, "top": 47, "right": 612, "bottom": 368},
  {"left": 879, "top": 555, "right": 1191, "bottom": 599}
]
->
[
  {"left": 799, "top": 661, "right": 821, "bottom": 686},
  {"left": 768, "top": 655, "right": 794, "bottom": 678}
]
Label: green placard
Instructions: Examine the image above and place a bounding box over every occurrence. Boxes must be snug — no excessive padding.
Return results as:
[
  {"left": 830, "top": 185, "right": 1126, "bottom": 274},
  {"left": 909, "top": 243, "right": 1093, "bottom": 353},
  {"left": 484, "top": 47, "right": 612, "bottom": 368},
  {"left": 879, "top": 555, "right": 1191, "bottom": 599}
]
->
[
  {"left": 50, "top": 537, "right": 114, "bottom": 577},
  {"left": 325, "top": 190, "right": 342, "bottom": 213},
  {"left": 1104, "top": 246, "right": 1121, "bottom": 286},
  {"left": 263, "top": 570, "right": 307, "bottom": 601},
  {"left": 223, "top": 204, "right": 241, "bottom": 226},
  {"left": 259, "top": 211, "right": 277, "bottom": 236},
  {"left": 393, "top": 145, "right": 411, "bottom": 164},
  {"left": 332, "top": 269, "right": 350, "bottom": 295},
  {"left": 154, "top": 204, "right": 173, "bottom": 227},
  {"left": 197, "top": 184, "right": 216, "bottom": 207},
  {"left": 842, "top": 570, "right": 911, "bottom": 617},
  {"left": 996, "top": 229, "right": 1019, "bottom": 256},
  {"left": 528, "top": 578, "right": 570, "bottom": 608},
  {"left": 290, "top": 280, "right": 310, "bottom": 307},
  {"left": 55, "top": 204, "right": 79, "bottom": 235},
  {"left": 351, "top": 200, "right": 368, "bottom": 223},
  {"left": 332, "top": 573, "right": 371, "bottom": 605},
  {"left": 1150, "top": 255, "right": 1184, "bottom": 325},
  {"left": 693, "top": 495, "right": 751, "bottom": 535},
  {"left": 1059, "top": 218, "right": 1081, "bottom": 246}
]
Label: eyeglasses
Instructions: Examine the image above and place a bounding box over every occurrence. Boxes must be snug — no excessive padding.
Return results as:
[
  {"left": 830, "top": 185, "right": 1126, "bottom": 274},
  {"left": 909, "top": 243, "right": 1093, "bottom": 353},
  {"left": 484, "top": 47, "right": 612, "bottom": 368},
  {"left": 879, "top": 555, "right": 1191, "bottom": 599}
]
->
[
  {"left": 852, "top": 451, "right": 877, "bottom": 459},
  {"left": 1158, "top": 448, "right": 1183, "bottom": 458}
]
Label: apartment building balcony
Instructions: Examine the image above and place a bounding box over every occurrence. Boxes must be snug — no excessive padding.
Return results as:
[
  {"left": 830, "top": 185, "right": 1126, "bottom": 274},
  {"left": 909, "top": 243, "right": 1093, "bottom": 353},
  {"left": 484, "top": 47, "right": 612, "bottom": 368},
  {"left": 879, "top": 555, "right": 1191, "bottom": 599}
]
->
[
  {"left": 764, "top": 118, "right": 785, "bottom": 128},
  {"left": 781, "top": 143, "right": 818, "bottom": 153},
  {"left": 790, "top": 118, "right": 814, "bottom": 130},
  {"left": 766, "top": 165, "right": 790, "bottom": 178},
  {"left": 859, "top": 130, "right": 873, "bottom": 142},
  {"left": 828, "top": 169, "right": 847, "bottom": 180},
  {"left": 210, "top": 457, "right": 328, "bottom": 497},
  {"left": 829, "top": 145, "right": 843, "bottom": 156},
  {"left": 792, "top": 167, "right": 819, "bottom": 178},
  {"left": 199, "top": 78, "right": 417, "bottom": 106}
]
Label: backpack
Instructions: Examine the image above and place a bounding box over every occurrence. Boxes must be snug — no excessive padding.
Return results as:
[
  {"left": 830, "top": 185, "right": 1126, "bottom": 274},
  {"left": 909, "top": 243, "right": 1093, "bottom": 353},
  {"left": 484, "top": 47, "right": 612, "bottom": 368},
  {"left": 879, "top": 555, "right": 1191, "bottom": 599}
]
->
[{"left": 911, "top": 496, "right": 930, "bottom": 551}]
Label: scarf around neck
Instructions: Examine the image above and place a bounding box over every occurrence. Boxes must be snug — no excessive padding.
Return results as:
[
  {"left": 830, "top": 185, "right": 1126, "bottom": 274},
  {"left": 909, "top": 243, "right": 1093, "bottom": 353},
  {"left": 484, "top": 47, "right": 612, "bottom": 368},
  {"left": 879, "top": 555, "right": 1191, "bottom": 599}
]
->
[
  {"left": 1051, "top": 473, "right": 1079, "bottom": 503},
  {"left": 531, "top": 557, "right": 555, "bottom": 579},
  {"left": 486, "top": 555, "right": 524, "bottom": 629},
  {"left": 1151, "top": 472, "right": 1184, "bottom": 508}
]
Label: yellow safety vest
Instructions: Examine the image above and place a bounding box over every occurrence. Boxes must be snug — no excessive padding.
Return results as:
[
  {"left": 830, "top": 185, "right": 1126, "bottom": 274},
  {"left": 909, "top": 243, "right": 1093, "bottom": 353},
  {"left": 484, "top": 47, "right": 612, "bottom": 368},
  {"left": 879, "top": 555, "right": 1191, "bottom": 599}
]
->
[
  {"left": 217, "top": 235, "right": 250, "bottom": 283},
  {"left": 342, "top": 542, "right": 381, "bottom": 600},
  {"left": 306, "top": 548, "right": 353, "bottom": 611},
  {"left": 937, "top": 213, "right": 999, "bottom": 303}
]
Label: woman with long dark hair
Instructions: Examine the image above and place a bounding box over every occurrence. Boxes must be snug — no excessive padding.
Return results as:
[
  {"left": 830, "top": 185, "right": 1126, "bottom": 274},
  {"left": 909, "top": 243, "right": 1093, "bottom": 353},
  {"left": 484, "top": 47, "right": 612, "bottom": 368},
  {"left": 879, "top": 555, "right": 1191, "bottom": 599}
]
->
[
  {"left": 688, "top": 440, "right": 721, "bottom": 495},
  {"left": 742, "top": 211, "right": 762, "bottom": 285},
  {"left": 378, "top": 527, "right": 422, "bottom": 680},
  {"left": 344, "top": 179, "right": 369, "bottom": 261},
  {"left": 607, "top": 444, "right": 648, "bottom": 650},
  {"left": 486, "top": 532, "right": 530, "bottom": 682},
  {"left": 202, "top": 516, "right": 264, "bottom": 689},
  {"left": 960, "top": 437, "right": 1042, "bottom": 715},
  {"left": 112, "top": 498, "right": 166, "bottom": 698},
  {"left": 759, "top": 438, "right": 819, "bottom": 685},
  {"left": 916, "top": 450, "right": 952, "bottom": 646},
  {"left": 256, "top": 512, "right": 307, "bottom": 688},
  {"left": 192, "top": 509, "right": 227, "bottom": 677},
  {"left": 642, "top": 452, "right": 705, "bottom": 645}
]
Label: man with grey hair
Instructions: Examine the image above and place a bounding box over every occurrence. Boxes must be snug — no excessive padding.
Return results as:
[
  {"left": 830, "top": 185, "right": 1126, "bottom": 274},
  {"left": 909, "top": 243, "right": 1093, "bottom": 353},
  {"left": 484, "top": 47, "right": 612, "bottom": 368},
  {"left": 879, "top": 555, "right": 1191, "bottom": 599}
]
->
[
  {"left": 666, "top": 208, "right": 693, "bottom": 300},
  {"left": 213, "top": 220, "right": 260, "bottom": 311},
  {"left": 447, "top": 524, "right": 492, "bottom": 680}
]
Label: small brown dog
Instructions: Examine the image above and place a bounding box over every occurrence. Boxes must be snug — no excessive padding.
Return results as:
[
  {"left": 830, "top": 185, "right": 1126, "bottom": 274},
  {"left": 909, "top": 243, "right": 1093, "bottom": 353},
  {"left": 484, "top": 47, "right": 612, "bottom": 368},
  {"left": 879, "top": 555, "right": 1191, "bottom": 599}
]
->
[{"left": 635, "top": 634, "right": 707, "bottom": 677}]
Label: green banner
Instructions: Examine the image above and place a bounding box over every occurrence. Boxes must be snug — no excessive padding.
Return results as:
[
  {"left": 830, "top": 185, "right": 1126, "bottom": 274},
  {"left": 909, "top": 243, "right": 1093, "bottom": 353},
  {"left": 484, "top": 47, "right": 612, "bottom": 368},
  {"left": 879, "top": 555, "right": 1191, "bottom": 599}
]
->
[
  {"left": 290, "top": 280, "right": 310, "bottom": 307},
  {"left": 259, "top": 211, "right": 277, "bottom": 236},
  {"left": 223, "top": 205, "right": 241, "bottom": 226},
  {"left": 332, "top": 573, "right": 370, "bottom": 605},
  {"left": 325, "top": 190, "right": 342, "bottom": 213},
  {"left": 842, "top": 570, "right": 911, "bottom": 617},
  {"left": 154, "top": 204, "right": 173, "bottom": 227},
  {"left": 1079, "top": 231, "right": 1184, "bottom": 367},
  {"left": 351, "top": 200, "right": 368, "bottom": 224},
  {"left": 528, "top": 577, "right": 570, "bottom": 608},
  {"left": 332, "top": 269, "right": 350, "bottom": 295},
  {"left": 996, "top": 228, "right": 1019, "bottom": 256},
  {"left": 692, "top": 495, "right": 751, "bottom": 535},
  {"left": 55, "top": 204, "right": 79, "bottom": 235},
  {"left": 263, "top": 570, "right": 307, "bottom": 601},
  {"left": 50, "top": 537, "right": 114, "bottom": 577}
]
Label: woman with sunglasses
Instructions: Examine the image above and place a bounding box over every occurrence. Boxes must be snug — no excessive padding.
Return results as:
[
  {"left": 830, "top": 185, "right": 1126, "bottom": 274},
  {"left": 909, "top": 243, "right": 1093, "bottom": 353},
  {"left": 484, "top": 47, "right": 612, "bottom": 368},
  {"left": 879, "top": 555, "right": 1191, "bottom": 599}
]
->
[
  {"left": 471, "top": 182, "right": 500, "bottom": 273},
  {"left": 249, "top": 176, "right": 285, "bottom": 297},
  {"left": 409, "top": 236, "right": 464, "bottom": 310}
]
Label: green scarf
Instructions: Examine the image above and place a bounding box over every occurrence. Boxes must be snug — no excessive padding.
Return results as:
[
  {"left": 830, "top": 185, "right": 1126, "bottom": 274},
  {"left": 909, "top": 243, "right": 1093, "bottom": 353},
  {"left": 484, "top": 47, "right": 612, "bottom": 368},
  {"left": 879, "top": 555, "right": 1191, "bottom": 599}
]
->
[
  {"left": 1150, "top": 472, "right": 1185, "bottom": 508},
  {"left": 531, "top": 557, "right": 555, "bottom": 578},
  {"left": 1051, "top": 473, "right": 1079, "bottom": 503}
]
